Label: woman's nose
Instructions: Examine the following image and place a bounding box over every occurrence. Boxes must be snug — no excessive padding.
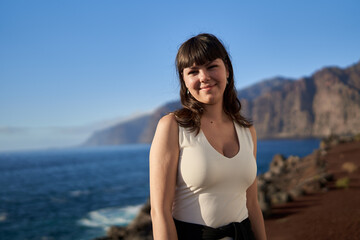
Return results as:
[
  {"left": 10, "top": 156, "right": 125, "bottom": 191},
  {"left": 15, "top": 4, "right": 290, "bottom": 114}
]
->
[{"left": 199, "top": 69, "right": 210, "bottom": 82}]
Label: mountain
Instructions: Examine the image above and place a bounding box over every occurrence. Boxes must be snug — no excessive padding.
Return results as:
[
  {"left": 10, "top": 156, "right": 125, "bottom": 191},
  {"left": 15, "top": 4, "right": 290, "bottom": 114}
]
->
[
  {"left": 83, "top": 101, "right": 181, "bottom": 146},
  {"left": 238, "top": 76, "right": 295, "bottom": 101},
  {"left": 83, "top": 114, "right": 152, "bottom": 145},
  {"left": 83, "top": 61, "right": 360, "bottom": 145},
  {"left": 250, "top": 61, "right": 360, "bottom": 138}
]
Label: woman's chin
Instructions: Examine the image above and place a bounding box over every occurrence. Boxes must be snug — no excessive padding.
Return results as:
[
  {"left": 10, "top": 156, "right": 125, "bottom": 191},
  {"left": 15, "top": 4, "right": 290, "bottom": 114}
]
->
[{"left": 200, "top": 97, "right": 221, "bottom": 105}]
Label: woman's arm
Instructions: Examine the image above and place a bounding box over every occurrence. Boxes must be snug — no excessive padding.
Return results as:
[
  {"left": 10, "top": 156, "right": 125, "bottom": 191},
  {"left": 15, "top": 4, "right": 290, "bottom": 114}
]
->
[
  {"left": 149, "top": 114, "right": 179, "bottom": 240},
  {"left": 246, "top": 126, "right": 267, "bottom": 240}
]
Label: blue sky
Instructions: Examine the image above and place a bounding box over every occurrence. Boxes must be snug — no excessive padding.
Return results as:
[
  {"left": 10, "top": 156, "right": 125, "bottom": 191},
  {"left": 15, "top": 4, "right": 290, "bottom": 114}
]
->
[{"left": 1, "top": 0, "right": 359, "bottom": 151}]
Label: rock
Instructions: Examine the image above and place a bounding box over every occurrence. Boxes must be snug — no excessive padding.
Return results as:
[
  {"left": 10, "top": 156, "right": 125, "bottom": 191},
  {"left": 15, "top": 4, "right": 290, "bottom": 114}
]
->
[
  {"left": 288, "top": 188, "right": 305, "bottom": 199},
  {"left": 98, "top": 199, "right": 152, "bottom": 240},
  {"left": 257, "top": 146, "right": 335, "bottom": 216},
  {"left": 320, "top": 134, "right": 356, "bottom": 150},
  {"left": 271, "top": 192, "right": 292, "bottom": 204},
  {"left": 285, "top": 155, "right": 300, "bottom": 171},
  {"left": 342, "top": 162, "right": 358, "bottom": 173},
  {"left": 269, "top": 154, "right": 286, "bottom": 175},
  {"left": 263, "top": 171, "right": 273, "bottom": 181}
]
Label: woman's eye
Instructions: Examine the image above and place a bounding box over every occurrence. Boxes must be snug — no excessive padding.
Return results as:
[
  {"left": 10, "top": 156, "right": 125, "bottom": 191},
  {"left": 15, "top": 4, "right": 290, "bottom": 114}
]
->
[
  {"left": 188, "top": 70, "right": 198, "bottom": 75},
  {"left": 208, "top": 65, "right": 217, "bottom": 69}
]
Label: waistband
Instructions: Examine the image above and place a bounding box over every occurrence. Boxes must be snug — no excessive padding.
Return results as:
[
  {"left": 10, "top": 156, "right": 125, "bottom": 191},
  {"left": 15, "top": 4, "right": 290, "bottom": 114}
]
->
[{"left": 173, "top": 218, "right": 255, "bottom": 240}]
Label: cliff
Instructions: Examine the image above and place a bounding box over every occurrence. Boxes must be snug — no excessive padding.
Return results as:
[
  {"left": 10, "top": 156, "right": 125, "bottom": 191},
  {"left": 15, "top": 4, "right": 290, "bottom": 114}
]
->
[
  {"left": 84, "top": 60, "right": 360, "bottom": 146},
  {"left": 252, "top": 62, "right": 360, "bottom": 138},
  {"left": 83, "top": 115, "right": 151, "bottom": 145}
]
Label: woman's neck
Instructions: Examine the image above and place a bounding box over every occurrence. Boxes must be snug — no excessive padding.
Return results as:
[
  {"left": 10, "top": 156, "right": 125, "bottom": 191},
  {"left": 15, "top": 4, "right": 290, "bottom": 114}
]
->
[{"left": 201, "top": 102, "right": 229, "bottom": 124}]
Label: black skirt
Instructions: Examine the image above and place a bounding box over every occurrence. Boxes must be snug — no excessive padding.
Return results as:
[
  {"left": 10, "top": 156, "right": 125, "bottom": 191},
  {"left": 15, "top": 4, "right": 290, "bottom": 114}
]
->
[{"left": 174, "top": 217, "right": 255, "bottom": 240}]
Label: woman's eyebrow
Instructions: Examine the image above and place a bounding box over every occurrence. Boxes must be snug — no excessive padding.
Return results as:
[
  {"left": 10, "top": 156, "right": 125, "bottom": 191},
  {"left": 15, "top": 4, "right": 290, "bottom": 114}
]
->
[
  {"left": 187, "top": 66, "right": 200, "bottom": 70},
  {"left": 186, "top": 60, "right": 217, "bottom": 70}
]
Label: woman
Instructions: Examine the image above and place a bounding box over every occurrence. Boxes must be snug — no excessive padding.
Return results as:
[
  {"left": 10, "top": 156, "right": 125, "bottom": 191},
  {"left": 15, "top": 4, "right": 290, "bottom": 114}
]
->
[{"left": 149, "top": 33, "right": 266, "bottom": 240}]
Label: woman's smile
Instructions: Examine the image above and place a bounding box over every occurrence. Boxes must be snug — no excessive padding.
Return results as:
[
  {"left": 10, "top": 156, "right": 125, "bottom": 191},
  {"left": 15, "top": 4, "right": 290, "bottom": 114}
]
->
[
  {"left": 200, "top": 84, "right": 216, "bottom": 92},
  {"left": 200, "top": 84, "right": 216, "bottom": 89}
]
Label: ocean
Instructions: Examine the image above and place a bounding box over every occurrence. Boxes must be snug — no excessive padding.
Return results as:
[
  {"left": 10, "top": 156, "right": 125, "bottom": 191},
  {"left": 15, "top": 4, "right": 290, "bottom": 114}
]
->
[{"left": 0, "top": 139, "right": 320, "bottom": 240}]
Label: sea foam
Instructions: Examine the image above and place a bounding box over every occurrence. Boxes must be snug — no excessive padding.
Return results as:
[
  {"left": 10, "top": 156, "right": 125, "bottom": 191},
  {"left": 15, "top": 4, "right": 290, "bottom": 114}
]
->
[
  {"left": 78, "top": 204, "right": 142, "bottom": 230},
  {"left": 69, "top": 189, "right": 90, "bottom": 197},
  {"left": 0, "top": 212, "right": 7, "bottom": 222}
]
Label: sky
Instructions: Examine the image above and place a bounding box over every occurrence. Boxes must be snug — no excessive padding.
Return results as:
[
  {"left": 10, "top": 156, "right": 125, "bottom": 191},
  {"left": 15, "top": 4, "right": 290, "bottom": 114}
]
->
[{"left": 1, "top": 0, "right": 359, "bottom": 151}]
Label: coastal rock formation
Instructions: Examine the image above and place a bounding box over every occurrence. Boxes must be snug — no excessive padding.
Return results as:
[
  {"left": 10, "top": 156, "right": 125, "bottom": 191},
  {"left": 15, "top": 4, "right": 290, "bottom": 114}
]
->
[
  {"left": 257, "top": 134, "right": 360, "bottom": 217},
  {"left": 257, "top": 152, "right": 331, "bottom": 216},
  {"left": 84, "top": 60, "right": 360, "bottom": 146},
  {"left": 253, "top": 62, "right": 360, "bottom": 138},
  {"left": 265, "top": 135, "right": 360, "bottom": 240},
  {"left": 94, "top": 199, "right": 152, "bottom": 240},
  {"left": 93, "top": 199, "right": 152, "bottom": 240}
]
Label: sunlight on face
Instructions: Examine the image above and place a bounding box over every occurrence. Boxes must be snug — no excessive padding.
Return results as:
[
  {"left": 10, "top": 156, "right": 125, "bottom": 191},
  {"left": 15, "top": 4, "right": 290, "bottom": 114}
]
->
[{"left": 183, "top": 58, "right": 229, "bottom": 105}]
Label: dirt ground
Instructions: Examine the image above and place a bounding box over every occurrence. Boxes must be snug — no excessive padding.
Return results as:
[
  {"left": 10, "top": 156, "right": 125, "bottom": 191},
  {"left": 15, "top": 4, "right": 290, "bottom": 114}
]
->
[{"left": 264, "top": 141, "right": 360, "bottom": 240}]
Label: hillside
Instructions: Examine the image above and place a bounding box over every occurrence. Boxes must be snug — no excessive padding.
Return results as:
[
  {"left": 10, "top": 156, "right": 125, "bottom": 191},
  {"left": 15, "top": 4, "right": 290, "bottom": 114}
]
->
[{"left": 84, "top": 61, "right": 360, "bottom": 146}]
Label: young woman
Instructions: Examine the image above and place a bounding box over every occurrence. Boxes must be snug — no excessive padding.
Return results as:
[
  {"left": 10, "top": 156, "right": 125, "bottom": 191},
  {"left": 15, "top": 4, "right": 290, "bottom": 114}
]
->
[{"left": 149, "top": 33, "right": 266, "bottom": 240}]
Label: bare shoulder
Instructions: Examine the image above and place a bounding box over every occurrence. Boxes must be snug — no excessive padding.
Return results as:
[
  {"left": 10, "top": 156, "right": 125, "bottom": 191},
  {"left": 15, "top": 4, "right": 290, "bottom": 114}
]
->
[
  {"left": 150, "top": 113, "right": 179, "bottom": 166},
  {"left": 156, "top": 113, "right": 178, "bottom": 134},
  {"left": 151, "top": 113, "right": 179, "bottom": 149}
]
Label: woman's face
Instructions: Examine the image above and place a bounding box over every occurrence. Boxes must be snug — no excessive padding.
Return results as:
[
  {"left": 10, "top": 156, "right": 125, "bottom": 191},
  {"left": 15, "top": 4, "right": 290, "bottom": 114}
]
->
[{"left": 182, "top": 58, "right": 229, "bottom": 106}]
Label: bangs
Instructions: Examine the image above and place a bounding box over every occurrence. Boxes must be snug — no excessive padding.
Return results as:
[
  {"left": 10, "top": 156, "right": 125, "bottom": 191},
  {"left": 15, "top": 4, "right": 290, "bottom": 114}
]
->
[{"left": 177, "top": 35, "right": 226, "bottom": 73}]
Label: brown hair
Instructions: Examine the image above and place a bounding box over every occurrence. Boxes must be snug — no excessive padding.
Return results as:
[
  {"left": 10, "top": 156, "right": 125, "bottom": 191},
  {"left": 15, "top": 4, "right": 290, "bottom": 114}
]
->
[{"left": 174, "top": 33, "right": 252, "bottom": 133}]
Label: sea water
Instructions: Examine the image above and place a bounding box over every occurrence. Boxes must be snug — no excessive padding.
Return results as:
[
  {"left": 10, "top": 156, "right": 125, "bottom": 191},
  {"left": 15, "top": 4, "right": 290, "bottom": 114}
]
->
[{"left": 0, "top": 139, "right": 319, "bottom": 240}]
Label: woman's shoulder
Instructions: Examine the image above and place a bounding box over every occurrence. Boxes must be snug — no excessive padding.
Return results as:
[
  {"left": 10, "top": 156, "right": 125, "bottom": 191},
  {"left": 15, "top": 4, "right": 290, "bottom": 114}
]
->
[
  {"left": 158, "top": 113, "right": 177, "bottom": 125},
  {"left": 156, "top": 113, "right": 179, "bottom": 134},
  {"left": 151, "top": 113, "right": 179, "bottom": 152}
]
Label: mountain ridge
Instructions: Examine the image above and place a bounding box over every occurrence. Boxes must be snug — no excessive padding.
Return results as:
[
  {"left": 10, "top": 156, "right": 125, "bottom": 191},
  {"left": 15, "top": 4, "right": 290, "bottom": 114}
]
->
[{"left": 83, "top": 60, "right": 360, "bottom": 146}]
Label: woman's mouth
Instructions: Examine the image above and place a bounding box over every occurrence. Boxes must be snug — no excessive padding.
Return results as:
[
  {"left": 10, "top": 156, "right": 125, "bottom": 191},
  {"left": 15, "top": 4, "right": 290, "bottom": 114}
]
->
[{"left": 200, "top": 84, "right": 215, "bottom": 90}]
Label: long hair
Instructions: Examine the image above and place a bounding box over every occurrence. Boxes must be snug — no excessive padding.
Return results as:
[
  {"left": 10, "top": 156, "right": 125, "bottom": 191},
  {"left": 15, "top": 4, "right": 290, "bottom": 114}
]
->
[{"left": 174, "top": 33, "right": 252, "bottom": 133}]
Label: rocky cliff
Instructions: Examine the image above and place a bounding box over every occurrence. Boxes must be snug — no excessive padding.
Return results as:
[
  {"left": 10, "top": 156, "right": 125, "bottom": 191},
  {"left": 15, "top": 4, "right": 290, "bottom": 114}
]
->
[
  {"left": 252, "top": 62, "right": 360, "bottom": 138},
  {"left": 84, "top": 60, "right": 360, "bottom": 145}
]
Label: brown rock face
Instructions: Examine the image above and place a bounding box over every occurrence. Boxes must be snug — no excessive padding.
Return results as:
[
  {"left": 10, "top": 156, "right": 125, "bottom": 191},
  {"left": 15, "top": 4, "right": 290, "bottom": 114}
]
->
[
  {"left": 250, "top": 77, "right": 316, "bottom": 138},
  {"left": 311, "top": 65, "right": 360, "bottom": 137},
  {"left": 250, "top": 61, "right": 360, "bottom": 139}
]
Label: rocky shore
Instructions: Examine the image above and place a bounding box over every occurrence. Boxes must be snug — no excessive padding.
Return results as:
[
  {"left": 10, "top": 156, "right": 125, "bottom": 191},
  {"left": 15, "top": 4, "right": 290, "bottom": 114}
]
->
[{"left": 94, "top": 134, "right": 360, "bottom": 240}]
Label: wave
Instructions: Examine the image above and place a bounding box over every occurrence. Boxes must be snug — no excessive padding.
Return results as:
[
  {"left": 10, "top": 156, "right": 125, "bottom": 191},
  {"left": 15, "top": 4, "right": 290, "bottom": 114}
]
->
[
  {"left": 78, "top": 204, "right": 142, "bottom": 230},
  {"left": 69, "top": 189, "right": 90, "bottom": 197},
  {"left": 0, "top": 212, "right": 7, "bottom": 222}
]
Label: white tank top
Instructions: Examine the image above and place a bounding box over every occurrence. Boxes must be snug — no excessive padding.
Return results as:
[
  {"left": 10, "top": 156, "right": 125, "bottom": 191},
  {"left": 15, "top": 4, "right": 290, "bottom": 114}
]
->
[{"left": 172, "top": 122, "right": 257, "bottom": 228}]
